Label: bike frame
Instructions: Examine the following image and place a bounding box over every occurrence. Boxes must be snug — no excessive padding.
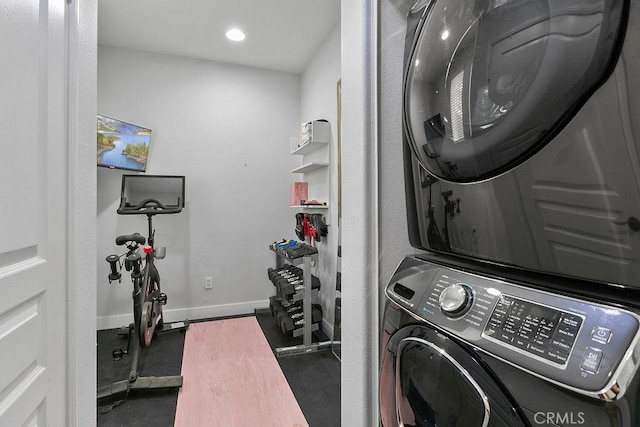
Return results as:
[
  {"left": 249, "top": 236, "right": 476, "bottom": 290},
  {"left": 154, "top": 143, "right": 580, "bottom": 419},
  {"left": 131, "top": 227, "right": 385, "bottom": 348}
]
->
[
  {"left": 114, "top": 213, "right": 163, "bottom": 351},
  {"left": 137, "top": 214, "right": 163, "bottom": 348},
  {"left": 98, "top": 191, "right": 185, "bottom": 402}
]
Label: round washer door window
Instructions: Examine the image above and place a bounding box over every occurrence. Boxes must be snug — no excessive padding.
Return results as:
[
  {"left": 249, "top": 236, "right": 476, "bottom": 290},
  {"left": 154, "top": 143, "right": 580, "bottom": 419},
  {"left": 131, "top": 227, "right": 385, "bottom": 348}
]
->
[
  {"left": 404, "top": 0, "right": 625, "bottom": 181},
  {"left": 396, "top": 338, "right": 488, "bottom": 426},
  {"left": 388, "top": 325, "right": 528, "bottom": 427}
]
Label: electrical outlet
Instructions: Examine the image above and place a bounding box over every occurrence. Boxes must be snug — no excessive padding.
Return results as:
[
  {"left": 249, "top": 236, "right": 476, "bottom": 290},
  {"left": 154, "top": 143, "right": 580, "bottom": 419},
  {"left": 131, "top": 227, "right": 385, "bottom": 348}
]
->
[{"left": 205, "top": 276, "right": 213, "bottom": 289}]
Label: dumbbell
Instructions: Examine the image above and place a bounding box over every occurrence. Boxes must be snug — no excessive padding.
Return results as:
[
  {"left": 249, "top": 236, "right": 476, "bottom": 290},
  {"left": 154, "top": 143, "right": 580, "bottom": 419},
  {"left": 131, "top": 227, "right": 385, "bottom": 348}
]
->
[
  {"left": 273, "top": 278, "right": 300, "bottom": 294},
  {"left": 277, "top": 280, "right": 303, "bottom": 299},
  {"left": 273, "top": 275, "right": 305, "bottom": 295},
  {"left": 273, "top": 274, "right": 303, "bottom": 287},
  {"left": 281, "top": 305, "right": 323, "bottom": 335},
  {"left": 267, "top": 265, "right": 302, "bottom": 280},
  {"left": 267, "top": 265, "right": 301, "bottom": 282},
  {"left": 278, "top": 275, "right": 322, "bottom": 299},
  {"left": 275, "top": 302, "right": 304, "bottom": 326},
  {"left": 278, "top": 303, "right": 320, "bottom": 330},
  {"left": 269, "top": 296, "right": 283, "bottom": 317},
  {"left": 267, "top": 264, "right": 300, "bottom": 278},
  {"left": 271, "top": 297, "right": 302, "bottom": 318},
  {"left": 281, "top": 306, "right": 323, "bottom": 335},
  {"left": 283, "top": 244, "right": 318, "bottom": 259},
  {"left": 274, "top": 300, "right": 306, "bottom": 319},
  {"left": 273, "top": 272, "right": 315, "bottom": 286},
  {"left": 281, "top": 247, "right": 308, "bottom": 259},
  {"left": 272, "top": 271, "right": 302, "bottom": 285},
  {"left": 269, "top": 268, "right": 303, "bottom": 285}
]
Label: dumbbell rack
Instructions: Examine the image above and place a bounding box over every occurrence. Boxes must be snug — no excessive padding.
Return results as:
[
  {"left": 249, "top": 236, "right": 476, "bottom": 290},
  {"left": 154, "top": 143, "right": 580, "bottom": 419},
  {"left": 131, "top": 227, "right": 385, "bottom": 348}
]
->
[{"left": 271, "top": 249, "right": 332, "bottom": 357}]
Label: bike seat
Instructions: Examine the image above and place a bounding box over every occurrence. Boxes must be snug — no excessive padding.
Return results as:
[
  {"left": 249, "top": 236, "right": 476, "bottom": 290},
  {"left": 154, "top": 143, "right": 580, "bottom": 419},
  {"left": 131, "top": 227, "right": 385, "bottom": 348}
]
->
[{"left": 116, "top": 233, "right": 146, "bottom": 246}]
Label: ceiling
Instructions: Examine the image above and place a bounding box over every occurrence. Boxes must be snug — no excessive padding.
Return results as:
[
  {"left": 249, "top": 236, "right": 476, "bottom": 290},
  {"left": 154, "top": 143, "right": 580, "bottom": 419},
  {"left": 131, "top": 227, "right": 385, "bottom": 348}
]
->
[{"left": 98, "top": 0, "right": 341, "bottom": 74}]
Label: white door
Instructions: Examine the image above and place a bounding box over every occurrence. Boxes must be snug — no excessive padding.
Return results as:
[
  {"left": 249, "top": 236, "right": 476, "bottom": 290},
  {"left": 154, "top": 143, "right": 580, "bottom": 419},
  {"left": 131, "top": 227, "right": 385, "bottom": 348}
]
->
[{"left": 0, "top": 0, "right": 69, "bottom": 425}]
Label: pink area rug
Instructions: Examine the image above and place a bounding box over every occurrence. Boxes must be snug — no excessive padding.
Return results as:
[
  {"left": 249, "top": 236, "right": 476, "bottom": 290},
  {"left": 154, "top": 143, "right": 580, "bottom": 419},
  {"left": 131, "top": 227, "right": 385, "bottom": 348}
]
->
[{"left": 174, "top": 317, "right": 308, "bottom": 427}]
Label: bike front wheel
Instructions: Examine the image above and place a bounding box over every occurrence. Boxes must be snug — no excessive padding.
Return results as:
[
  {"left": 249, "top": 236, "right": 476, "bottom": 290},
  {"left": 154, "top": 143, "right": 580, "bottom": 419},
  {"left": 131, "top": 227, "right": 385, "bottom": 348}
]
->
[{"left": 140, "top": 301, "right": 154, "bottom": 347}]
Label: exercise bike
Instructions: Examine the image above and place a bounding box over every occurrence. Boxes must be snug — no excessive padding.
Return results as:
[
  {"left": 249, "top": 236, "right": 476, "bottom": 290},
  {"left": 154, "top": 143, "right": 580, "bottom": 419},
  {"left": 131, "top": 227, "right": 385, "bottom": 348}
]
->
[{"left": 98, "top": 175, "right": 187, "bottom": 404}]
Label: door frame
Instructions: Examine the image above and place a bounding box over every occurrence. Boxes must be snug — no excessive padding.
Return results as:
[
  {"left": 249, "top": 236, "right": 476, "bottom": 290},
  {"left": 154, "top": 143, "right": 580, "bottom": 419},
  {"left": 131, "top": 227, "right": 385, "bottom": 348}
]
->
[{"left": 66, "top": 0, "right": 97, "bottom": 424}]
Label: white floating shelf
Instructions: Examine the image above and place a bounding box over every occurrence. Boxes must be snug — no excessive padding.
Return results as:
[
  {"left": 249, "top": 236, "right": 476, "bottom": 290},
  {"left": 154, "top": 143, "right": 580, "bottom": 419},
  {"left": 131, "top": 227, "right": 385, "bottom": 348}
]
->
[
  {"left": 290, "top": 205, "right": 329, "bottom": 209},
  {"left": 291, "top": 162, "right": 329, "bottom": 174},
  {"left": 291, "top": 140, "right": 329, "bottom": 155}
]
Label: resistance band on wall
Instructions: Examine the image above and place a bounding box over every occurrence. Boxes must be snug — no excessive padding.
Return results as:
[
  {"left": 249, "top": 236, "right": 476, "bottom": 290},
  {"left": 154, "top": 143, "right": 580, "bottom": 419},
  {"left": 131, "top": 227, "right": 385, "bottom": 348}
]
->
[{"left": 295, "top": 213, "right": 328, "bottom": 243}]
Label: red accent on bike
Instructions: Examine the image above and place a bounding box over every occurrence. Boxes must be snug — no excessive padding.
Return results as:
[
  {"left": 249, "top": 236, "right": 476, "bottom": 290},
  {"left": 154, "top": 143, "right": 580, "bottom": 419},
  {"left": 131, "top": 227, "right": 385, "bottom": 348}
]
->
[{"left": 143, "top": 246, "right": 153, "bottom": 254}]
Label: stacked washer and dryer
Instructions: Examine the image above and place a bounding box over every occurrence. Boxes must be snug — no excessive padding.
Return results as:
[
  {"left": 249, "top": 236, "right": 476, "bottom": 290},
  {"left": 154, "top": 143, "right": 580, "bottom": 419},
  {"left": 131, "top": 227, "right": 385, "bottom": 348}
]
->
[{"left": 380, "top": 0, "right": 640, "bottom": 426}]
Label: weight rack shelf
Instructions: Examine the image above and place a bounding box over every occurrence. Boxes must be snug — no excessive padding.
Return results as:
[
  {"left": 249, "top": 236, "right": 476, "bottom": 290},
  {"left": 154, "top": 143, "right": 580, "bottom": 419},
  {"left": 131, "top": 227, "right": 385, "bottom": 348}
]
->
[{"left": 269, "top": 246, "right": 331, "bottom": 357}]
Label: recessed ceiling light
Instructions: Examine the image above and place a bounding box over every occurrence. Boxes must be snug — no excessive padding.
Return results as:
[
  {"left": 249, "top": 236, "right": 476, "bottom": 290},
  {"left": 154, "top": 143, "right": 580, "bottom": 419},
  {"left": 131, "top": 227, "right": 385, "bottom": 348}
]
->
[{"left": 226, "top": 28, "right": 246, "bottom": 42}]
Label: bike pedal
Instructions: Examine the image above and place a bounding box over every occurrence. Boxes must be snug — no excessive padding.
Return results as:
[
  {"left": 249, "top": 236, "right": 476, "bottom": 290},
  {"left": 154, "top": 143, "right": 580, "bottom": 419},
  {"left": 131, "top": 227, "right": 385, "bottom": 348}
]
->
[
  {"left": 157, "top": 293, "right": 168, "bottom": 305},
  {"left": 112, "top": 347, "right": 124, "bottom": 361}
]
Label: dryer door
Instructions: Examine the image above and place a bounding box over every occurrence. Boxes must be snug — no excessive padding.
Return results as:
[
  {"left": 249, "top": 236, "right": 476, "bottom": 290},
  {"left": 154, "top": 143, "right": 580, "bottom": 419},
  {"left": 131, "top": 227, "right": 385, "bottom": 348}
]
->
[
  {"left": 404, "top": 0, "right": 626, "bottom": 181},
  {"left": 381, "top": 325, "right": 527, "bottom": 427}
]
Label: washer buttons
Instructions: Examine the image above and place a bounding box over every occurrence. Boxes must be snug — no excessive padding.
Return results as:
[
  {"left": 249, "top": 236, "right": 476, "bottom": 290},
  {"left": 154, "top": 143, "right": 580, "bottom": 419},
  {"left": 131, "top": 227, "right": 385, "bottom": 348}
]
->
[
  {"left": 591, "top": 327, "right": 612, "bottom": 344},
  {"left": 580, "top": 347, "right": 604, "bottom": 374}
]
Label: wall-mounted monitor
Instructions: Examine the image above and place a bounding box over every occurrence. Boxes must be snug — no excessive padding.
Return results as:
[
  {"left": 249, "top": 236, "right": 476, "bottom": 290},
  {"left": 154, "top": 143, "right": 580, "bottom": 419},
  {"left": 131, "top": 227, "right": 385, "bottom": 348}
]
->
[{"left": 97, "top": 114, "right": 151, "bottom": 172}]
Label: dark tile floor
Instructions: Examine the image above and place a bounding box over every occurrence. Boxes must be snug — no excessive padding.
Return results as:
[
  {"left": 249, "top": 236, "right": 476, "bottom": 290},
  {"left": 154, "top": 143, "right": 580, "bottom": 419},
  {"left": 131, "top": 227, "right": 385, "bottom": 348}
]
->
[
  {"left": 254, "top": 310, "right": 341, "bottom": 427},
  {"left": 96, "top": 324, "right": 184, "bottom": 426},
  {"left": 96, "top": 313, "right": 341, "bottom": 426}
]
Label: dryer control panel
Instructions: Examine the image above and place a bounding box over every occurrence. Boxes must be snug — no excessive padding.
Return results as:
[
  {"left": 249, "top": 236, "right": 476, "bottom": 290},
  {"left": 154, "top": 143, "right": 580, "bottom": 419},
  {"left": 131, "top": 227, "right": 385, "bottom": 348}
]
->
[{"left": 385, "top": 258, "right": 640, "bottom": 400}]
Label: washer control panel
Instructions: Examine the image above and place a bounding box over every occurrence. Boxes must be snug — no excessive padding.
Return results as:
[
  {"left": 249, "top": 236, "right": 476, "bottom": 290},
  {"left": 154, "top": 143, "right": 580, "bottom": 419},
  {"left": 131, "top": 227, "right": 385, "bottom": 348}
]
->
[
  {"left": 385, "top": 259, "right": 640, "bottom": 398},
  {"left": 483, "top": 294, "right": 583, "bottom": 367}
]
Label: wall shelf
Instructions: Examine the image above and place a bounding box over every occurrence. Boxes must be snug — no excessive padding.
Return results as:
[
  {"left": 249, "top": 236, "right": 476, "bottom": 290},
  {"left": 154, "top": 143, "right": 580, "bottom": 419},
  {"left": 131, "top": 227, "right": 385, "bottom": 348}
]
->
[
  {"left": 289, "top": 120, "right": 331, "bottom": 225},
  {"left": 290, "top": 205, "right": 329, "bottom": 209},
  {"left": 291, "top": 140, "right": 329, "bottom": 156},
  {"left": 291, "top": 162, "right": 329, "bottom": 174}
]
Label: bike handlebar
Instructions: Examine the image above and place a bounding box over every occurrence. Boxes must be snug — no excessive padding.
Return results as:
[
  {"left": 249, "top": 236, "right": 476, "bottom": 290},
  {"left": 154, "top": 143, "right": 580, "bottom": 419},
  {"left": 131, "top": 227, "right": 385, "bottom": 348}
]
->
[
  {"left": 115, "top": 233, "right": 146, "bottom": 246},
  {"left": 117, "top": 197, "right": 183, "bottom": 215}
]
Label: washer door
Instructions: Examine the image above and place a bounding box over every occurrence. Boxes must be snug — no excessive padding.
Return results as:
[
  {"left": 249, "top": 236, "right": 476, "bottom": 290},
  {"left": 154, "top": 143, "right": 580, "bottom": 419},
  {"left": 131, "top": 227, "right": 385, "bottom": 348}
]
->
[
  {"left": 381, "top": 325, "right": 527, "bottom": 427},
  {"left": 404, "top": 0, "right": 626, "bottom": 181}
]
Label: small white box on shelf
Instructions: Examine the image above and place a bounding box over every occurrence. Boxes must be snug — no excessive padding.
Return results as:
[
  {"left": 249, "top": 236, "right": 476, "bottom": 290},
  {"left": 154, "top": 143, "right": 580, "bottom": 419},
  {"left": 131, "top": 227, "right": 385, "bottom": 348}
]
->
[{"left": 299, "top": 120, "right": 331, "bottom": 147}]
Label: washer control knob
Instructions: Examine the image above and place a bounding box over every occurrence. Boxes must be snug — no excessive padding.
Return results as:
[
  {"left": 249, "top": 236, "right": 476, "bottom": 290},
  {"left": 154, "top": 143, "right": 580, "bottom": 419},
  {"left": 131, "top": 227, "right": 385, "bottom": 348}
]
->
[{"left": 439, "top": 284, "right": 472, "bottom": 316}]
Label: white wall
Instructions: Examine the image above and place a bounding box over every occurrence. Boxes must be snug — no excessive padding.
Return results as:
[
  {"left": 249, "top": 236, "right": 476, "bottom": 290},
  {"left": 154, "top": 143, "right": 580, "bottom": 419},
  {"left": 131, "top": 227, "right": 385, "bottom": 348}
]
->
[
  {"left": 97, "top": 46, "right": 301, "bottom": 328},
  {"left": 340, "top": 1, "right": 380, "bottom": 425},
  {"left": 299, "top": 22, "right": 341, "bottom": 337},
  {"left": 379, "top": 0, "right": 417, "bottom": 289}
]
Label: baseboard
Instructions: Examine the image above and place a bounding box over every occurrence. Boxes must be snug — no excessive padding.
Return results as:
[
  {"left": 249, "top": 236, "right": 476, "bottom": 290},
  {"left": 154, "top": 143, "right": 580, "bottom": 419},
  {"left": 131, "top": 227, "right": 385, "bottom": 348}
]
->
[{"left": 96, "top": 299, "right": 270, "bottom": 330}]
